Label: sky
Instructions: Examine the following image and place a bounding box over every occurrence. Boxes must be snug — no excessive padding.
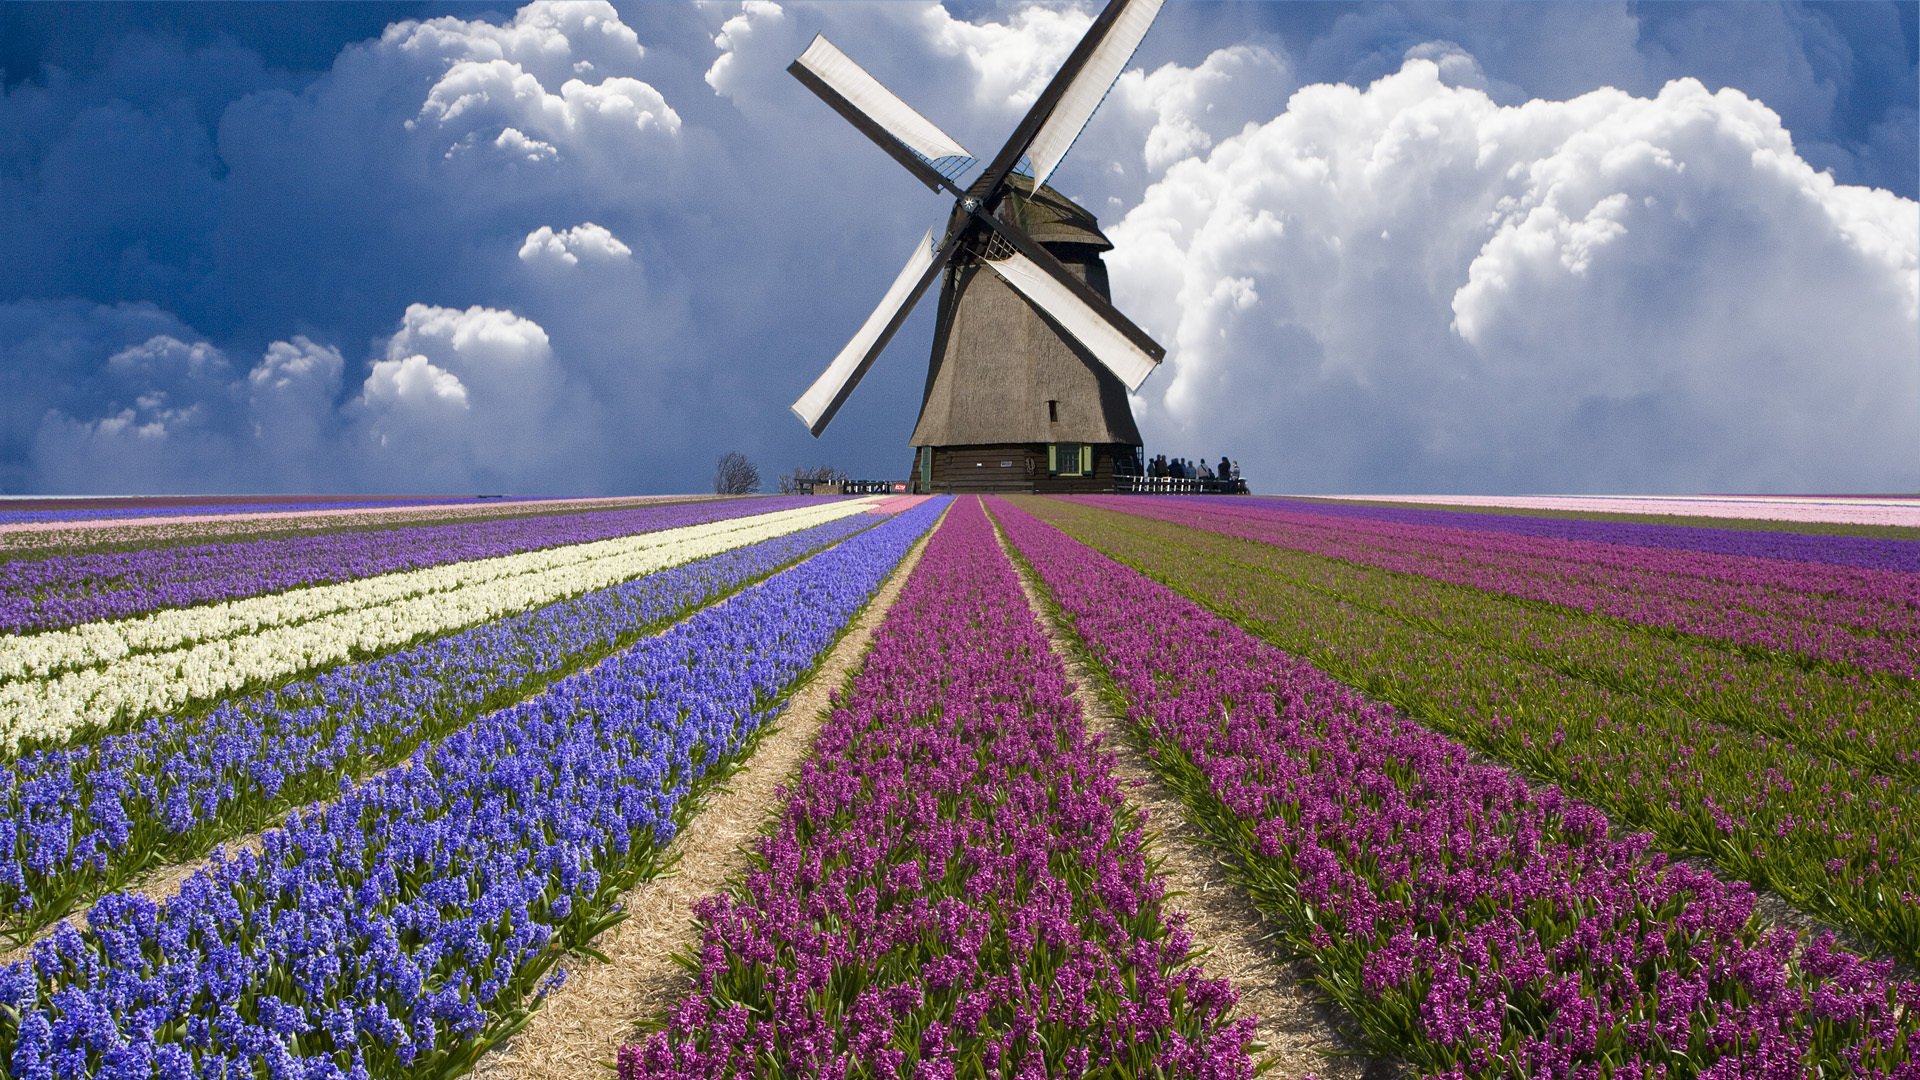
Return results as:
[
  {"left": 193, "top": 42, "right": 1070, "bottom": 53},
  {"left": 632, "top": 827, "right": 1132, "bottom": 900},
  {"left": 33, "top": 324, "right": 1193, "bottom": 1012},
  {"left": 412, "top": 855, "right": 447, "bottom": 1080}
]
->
[{"left": 0, "top": 0, "right": 1915, "bottom": 496}]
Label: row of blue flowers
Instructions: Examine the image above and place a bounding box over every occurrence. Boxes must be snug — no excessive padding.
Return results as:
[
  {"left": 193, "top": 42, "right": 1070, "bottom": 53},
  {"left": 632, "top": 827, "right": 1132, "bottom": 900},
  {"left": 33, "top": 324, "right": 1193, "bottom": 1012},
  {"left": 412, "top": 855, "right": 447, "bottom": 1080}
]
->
[
  {"left": 1, "top": 513, "right": 885, "bottom": 941},
  {"left": 0, "top": 496, "right": 945, "bottom": 1079}
]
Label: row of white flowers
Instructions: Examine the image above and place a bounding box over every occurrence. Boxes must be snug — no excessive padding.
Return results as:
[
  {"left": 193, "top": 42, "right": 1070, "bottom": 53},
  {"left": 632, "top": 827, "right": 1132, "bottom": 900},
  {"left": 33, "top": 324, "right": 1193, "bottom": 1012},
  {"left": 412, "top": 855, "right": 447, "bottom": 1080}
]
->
[
  {"left": 0, "top": 500, "right": 874, "bottom": 753},
  {"left": 1, "top": 502, "right": 863, "bottom": 683}
]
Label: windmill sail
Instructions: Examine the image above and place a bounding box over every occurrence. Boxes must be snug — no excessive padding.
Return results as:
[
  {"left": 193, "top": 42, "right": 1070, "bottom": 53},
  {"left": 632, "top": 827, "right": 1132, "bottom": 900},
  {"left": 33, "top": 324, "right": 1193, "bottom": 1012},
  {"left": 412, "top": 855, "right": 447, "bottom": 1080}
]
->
[
  {"left": 983, "top": 246, "right": 1160, "bottom": 392},
  {"left": 789, "top": 36, "right": 975, "bottom": 191},
  {"left": 792, "top": 228, "right": 949, "bottom": 435},
  {"left": 786, "top": 0, "right": 1168, "bottom": 442},
  {"left": 1024, "top": 0, "right": 1163, "bottom": 191}
]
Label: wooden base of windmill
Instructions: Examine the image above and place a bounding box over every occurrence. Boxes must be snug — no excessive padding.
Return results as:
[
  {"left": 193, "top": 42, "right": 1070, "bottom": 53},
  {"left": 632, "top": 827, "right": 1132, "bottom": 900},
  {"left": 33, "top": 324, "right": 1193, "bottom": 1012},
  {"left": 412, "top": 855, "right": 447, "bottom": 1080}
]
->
[{"left": 908, "top": 442, "right": 1138, "bottom": 494}]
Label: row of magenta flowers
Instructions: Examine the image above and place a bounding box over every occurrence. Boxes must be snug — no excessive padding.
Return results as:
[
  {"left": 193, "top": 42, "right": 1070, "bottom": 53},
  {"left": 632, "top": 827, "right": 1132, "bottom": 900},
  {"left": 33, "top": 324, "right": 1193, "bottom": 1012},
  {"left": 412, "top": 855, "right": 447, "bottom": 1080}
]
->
[
  {"left": 1146, "top": 496, "right": 1920, "bottom": 609},
  {"left": 990, "top": 497, "right": 1917, "bottom": 1078},
  {"left": 1079, "top": 497, "right": 1920, "bottom": 781},
  {"left": 620, "top": 496, "right": 1252, "bottom": 1077},
  {"left": 1086, "top": 496, "right": 1919, "bottom": 677},
  {"left": 0, "top": 512, "right": 882, "bottom": 942},
  {"left": 1031, "top": 497, "right": 1920, "bottom": 969},
  {"left": 1260, "top": 496, "right": 1920, "bottom": 575},
  {"left": 0, "top": 498, "right": 945, "bottom": 1079},
  {"left": 0, "top": 496, "right": 819, "bottom": 634}
]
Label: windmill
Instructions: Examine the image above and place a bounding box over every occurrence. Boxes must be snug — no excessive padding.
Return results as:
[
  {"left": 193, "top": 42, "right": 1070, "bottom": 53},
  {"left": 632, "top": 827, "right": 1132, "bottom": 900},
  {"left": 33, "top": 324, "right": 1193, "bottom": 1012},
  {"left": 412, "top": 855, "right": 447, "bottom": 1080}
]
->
[{"left": 788, "top": 0, "right": 1166, "bottom": 493}]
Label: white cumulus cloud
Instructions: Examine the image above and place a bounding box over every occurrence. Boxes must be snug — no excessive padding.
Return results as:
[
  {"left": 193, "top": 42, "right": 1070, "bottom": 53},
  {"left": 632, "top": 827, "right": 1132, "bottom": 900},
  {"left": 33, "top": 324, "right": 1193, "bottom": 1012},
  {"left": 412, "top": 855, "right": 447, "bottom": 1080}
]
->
[
  {"left": 363, "top": 353, "right": 470, "bottom": 409},
  {"left": 352, "top": 302, "right": 590, "bottom": 490},
  {"left": 916, "top": 2, "right": 1091, "bottom": 111},
  {"left": 414, "top": 60, "right": 680, "bottom": 156},
  {"left": 1113, "top": 44, "right": 1295, "bottom": 173},
  {"left": 382, "top": 302, "right": 553, "bottom": 373},
  {"left": 245, "top": 337, "right": 347, "bottom": 487},
  {"left": 518, "top": 222, "right": 635, "bottom": 267},
  {"left": 385, "top": 1, "right": 646, "bottom": 88},
  {"left": 706, "top": 1, "right": 787, "bottom": 95},
  {"left": 1110, "top": 57, "right": 1920, "bottom": 493}
]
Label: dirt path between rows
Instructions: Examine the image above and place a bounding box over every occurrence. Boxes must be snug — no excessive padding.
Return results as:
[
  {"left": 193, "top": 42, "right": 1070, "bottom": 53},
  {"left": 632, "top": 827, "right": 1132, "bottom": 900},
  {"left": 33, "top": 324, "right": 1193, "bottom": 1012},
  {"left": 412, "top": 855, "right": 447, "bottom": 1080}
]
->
[
  {"left": 989, "top": 509, "right": 1394, "bottom": 1080},
  {"left": 469, "top": 505, "right": 946, "bottom": 1080}
]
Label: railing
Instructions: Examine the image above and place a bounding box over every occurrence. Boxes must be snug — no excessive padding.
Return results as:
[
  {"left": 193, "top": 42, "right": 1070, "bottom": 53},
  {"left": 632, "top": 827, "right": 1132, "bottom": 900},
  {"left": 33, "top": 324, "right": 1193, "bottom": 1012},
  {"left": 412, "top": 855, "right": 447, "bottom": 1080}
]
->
[
  {"left": 819, "top": 480, "right": 910, "bottom": 495},
  {"left": 1115, "top": 476, "right": 1248, "bottom": 495}
]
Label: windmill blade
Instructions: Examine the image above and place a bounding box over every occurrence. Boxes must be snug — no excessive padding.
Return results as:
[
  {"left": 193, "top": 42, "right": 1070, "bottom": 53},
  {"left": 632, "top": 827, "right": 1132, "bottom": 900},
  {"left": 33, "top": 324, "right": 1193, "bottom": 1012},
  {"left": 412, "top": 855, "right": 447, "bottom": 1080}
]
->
[
  {"left": 970, "top": 0, "right": 1163, "bottom": 200},
  {"left": 789, "top": 35, "right": 975, "bottom": 194},
  {"left": 792, "top": 228, "right": 955, "bottom": 436},
  {"left": 975, "top": 217, "right": 1163, "bottom": 392},
  {"left": 1024, "top": 0, "right": 1164, "bottom": 192}
]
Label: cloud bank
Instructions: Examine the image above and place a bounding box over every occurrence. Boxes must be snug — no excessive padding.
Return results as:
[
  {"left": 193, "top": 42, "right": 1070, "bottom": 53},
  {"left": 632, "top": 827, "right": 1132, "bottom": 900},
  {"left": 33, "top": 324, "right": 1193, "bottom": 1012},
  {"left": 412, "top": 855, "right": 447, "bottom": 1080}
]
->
[
  {"left": 1110, "top": 57, "right": 1919, "bottom": 492},
  {"left": 0, "top": 1, "right": 1913, "bottom": 494}
]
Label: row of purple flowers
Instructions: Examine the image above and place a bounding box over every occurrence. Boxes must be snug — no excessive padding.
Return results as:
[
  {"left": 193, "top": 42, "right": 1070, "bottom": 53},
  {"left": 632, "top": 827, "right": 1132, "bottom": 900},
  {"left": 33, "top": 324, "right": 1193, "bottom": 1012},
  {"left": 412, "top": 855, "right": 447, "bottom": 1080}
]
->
[
  {"left": 1132, "top": 496, "right": 1920, "bottom": 626},
  {"left": 1262, "top": 497, "right": 1920, "bottom": 574},
  {"left": 1087, "top": 496, "right": 1919, "bottom": 677},
  {"left": 621, "top": 496, "right": 1252, "bottom": 1078},
  {"left": 1023, "top": 496, "right": 1920, "bottom": 970},
  {"left": 0, "top": 498, "right": 945, "bottom": 1078},
  {"left": 992, "top": 497, "right": 1918, "bottom": 1078}
]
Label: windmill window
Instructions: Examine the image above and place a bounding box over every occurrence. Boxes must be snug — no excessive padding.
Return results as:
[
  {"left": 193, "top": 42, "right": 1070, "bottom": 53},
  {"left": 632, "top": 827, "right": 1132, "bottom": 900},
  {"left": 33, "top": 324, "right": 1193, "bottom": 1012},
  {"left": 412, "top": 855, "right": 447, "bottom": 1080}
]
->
[
  {"left": 1047, "top": 400, "right": 1059, "bottom": 422},
  {"left": 1048, "top": 442, "right": 1091, "bottom": 477}
]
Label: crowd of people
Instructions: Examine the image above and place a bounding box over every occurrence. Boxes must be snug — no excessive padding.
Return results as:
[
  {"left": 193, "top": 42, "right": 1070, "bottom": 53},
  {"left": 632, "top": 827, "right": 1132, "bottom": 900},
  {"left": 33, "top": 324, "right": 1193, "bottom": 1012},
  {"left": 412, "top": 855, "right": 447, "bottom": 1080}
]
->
[{"left": 1145, "top": 454, "right": 1240, "bottom": 483}]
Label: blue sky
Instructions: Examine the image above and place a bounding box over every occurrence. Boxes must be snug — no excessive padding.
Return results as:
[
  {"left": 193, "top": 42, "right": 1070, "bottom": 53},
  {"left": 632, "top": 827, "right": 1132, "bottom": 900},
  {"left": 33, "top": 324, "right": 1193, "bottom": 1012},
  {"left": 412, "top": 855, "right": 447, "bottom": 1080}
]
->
[{"left": 1, "top": 0, "right": 1915, "bottom": 494}]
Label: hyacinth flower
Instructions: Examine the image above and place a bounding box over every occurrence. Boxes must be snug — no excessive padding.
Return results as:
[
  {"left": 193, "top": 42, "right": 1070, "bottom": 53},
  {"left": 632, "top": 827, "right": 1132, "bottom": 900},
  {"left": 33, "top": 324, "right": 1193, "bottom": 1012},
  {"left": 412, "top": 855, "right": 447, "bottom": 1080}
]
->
[
  {"left": 990, "top": 497, "right": 1918, "bottom": 1079},
  {"left": 0, "top": 512, "right": 884, "bottom": 943},
  {"left": 1128, "top": 494, "right": 1920, "bottom": 611},
  {"left": 1064, "top": 495, "right": 1920, "bottom": 781},
  {"left": 0, "top": 501, "right": 872, "bottom": 757},
  {"left": 1015, "top": 496, "right": 1920, "bottom": 972},
  {"left": 1075, "top": 495, "right": 1920, "bottom": 677},
  {"left": 1238, "top": 496, "right": 1920, "bottom": 574},
  {"left": 0, "top": 499, "right": 945, "bottom": 1079},
  {"left": 0, "top": 495, "right": 825, "bottom": 634},
  {"left": 622, "top": 497, "right": 1254, "bottom": 1078}
]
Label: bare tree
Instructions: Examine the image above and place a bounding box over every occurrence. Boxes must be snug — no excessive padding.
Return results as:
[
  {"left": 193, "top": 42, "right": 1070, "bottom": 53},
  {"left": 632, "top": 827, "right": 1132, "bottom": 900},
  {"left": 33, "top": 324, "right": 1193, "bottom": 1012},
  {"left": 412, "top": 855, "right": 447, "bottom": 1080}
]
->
[
  {"left": 713, "top": 451, "right": 761, "bottom": 495},
  {"left": 778, "top": 463, "right": 847, "bottom": 495}
]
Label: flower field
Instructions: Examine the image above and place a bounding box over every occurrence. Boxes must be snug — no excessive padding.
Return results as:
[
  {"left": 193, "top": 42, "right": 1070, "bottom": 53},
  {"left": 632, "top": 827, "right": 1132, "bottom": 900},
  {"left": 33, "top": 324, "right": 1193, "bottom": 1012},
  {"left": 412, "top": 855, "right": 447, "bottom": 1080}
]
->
[{"left": 1, "top": 491, "right": 1916, "bottom": 1078}]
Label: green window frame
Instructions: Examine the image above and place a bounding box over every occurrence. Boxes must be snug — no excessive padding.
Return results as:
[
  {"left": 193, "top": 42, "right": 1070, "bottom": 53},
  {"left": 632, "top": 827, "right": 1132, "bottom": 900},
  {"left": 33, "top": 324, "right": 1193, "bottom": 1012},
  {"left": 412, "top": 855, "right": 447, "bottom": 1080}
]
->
[{"left": 1048, "top": 443, "right": 1092, "bottom": 477}]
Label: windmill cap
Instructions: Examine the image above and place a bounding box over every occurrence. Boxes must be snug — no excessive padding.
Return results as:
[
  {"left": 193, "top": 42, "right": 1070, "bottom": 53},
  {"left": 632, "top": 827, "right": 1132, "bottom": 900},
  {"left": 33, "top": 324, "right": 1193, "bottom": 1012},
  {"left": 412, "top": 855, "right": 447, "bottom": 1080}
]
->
[{"left": 955, "top": 171, "right": 1113, "bottom": 252}]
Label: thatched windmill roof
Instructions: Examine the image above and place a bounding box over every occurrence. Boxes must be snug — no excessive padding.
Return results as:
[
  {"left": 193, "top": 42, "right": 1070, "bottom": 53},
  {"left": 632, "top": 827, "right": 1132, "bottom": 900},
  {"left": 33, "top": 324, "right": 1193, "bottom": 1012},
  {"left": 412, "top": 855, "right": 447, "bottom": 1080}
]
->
[
  {"left": 910, "top": 176, "right": 1143, "bottom": 449},
  {"left": 950, "top": 172, "right": 1113, "bottom": 251}
]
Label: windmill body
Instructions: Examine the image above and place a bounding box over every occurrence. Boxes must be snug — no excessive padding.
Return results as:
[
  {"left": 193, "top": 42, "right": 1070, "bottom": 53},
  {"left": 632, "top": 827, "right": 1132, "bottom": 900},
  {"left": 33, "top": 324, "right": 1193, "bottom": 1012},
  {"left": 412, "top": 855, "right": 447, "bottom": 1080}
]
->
[
  {"left": 786, "top": 0, "right": 1167, "bottom": 493},
  {"left": 909, "top": 176, "right": 1142, "bottom": 492}
]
